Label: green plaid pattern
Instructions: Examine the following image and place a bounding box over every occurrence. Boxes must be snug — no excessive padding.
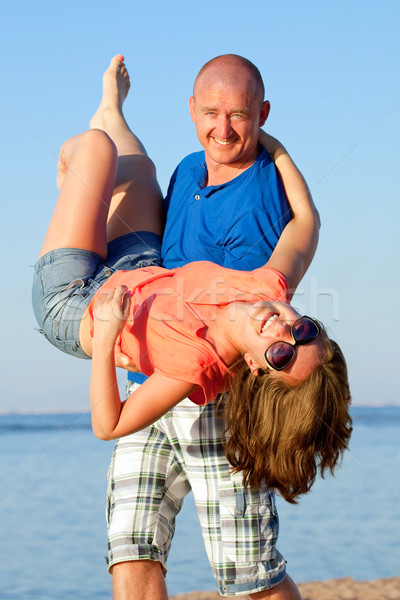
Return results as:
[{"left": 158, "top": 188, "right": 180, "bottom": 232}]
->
[{"left": 106, "top": 384, "right": 286, "bottom": 596}]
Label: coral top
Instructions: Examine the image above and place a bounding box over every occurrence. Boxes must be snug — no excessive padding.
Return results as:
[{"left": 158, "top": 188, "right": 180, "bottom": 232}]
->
[{"left": 88, "top": 261, "right": 289, "bottom": 405}]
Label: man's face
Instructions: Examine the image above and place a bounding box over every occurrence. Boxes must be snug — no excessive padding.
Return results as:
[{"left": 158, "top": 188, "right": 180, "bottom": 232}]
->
[{"left": 189, "top": 68, "right": 270, "bottom": 172}]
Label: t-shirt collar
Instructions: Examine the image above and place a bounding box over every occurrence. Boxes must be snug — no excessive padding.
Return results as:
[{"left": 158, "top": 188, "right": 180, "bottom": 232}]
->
[{"left": 189, "top": 147, "right": 268, "bottom": 197}]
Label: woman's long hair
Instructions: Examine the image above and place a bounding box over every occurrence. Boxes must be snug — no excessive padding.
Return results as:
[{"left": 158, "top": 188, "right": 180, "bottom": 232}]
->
[{"left": 222, "top": 329, "right": 352, "bottom": 504}]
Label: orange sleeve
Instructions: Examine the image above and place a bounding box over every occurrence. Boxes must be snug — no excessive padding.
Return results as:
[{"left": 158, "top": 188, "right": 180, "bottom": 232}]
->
[{"left": 249, "top": 266, "right": 290, "bottom": 303}]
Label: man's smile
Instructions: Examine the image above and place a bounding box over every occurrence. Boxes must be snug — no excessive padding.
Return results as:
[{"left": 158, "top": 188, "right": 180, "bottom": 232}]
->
[{"left": 211, "top": 136, "right": 237, "bottom": 146}]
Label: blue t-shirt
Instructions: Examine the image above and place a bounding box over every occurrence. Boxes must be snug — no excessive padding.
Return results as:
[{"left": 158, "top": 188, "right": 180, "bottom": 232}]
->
[
  {"left": 162, "top": 147, "right": 290, "bottom": 270},
  {"left": 128, "top": 146, "right": 291, "bottom": 383}
]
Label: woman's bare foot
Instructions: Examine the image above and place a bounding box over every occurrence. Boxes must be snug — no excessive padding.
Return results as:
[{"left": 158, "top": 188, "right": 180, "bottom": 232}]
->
[
  {"left": 89, "top": 55, "right": 146, "bottom": 157},
  {"left": 89, "top": 55, "right": 130, "bottom": 130}
]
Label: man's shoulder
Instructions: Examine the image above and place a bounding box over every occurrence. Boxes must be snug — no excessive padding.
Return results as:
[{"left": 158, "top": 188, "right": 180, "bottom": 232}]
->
[
  {"left": 246, "top": 147, "right": 282, "bottom": 192},
  {"left": 175, "top": 150, "right": 205, "bottom": 170},
  {"left": 226, "top": 148, "right": 274, "bottom": 190},
  {"left": 164, "top": 150, "right": 206, "bottom": 208},
  {"left": 253, "top": 147, "right": 273, "bottom": 172},
  {"left": 166, "top": 150, "right": 206, "bottom": 195}
]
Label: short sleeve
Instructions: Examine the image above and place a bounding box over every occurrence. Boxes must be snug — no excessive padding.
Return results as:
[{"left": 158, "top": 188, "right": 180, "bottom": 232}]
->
[
  {"left": 188, "top": 360, "right": 231, "bottom": 406},
  {"left": 249, "top": 266, "right": 290, "bottom": 304}
]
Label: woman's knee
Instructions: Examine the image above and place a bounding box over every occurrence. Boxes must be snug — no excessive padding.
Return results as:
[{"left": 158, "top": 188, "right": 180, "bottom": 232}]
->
[
  {"left": 79, "top": 128, "right": 117, "bottom": 159},
  {"left": 59, "top": 129, "right": 117, "bottom": 172}
]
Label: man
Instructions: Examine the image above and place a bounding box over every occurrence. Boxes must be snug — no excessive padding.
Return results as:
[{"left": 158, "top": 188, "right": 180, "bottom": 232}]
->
[{"left": 107, "top": 54, "right": 314, "bottom": 599}]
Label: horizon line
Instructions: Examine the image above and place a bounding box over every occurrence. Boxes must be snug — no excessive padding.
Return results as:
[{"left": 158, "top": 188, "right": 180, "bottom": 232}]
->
[{"left": 1, "top": 403, "right": 400, "bottom": 417}]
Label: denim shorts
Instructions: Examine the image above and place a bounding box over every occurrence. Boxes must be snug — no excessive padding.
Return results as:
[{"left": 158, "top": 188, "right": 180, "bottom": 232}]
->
[{"left": 32, "top": 231, "right": 161, "bottom": 359}]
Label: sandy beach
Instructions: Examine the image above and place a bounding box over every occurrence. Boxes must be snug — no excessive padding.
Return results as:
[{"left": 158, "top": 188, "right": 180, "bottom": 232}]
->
[{"left": 169, "top": 577, "right": 400, "bottom": 600}]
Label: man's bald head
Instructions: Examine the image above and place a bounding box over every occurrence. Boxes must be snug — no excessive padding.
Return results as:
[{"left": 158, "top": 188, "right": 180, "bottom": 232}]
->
[
  {"left": 189, "top": 54, "right": 270, "bottom": 178},
  {"left": 193, "top": 54, "right": 265, "bottom": 106}
]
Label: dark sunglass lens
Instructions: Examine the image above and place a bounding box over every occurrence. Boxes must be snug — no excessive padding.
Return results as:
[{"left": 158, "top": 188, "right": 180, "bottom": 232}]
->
[
  {"left": 292, "top": 317, "right": 319, "bottom": 344},
  {"left": 266, "top": 342, "right": 294, "bottom": 370}
]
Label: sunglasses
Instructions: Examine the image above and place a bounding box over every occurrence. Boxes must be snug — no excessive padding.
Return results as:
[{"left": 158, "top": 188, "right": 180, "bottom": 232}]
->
[{"left": 264, "top": 316, "right": 320, "bottom": 371}]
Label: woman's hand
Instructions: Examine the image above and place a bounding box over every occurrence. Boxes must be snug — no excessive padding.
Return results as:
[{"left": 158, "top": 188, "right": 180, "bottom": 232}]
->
[{"left": 92, "top": 285, "right": 131, "bottom": 346}]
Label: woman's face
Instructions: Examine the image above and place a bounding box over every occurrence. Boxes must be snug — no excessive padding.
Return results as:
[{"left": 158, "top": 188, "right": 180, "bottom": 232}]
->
[{"left": 242, "top": 301, "right": 326, "bottom": 383}]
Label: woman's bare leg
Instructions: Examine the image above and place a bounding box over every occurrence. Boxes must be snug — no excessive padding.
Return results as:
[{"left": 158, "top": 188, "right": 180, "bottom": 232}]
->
[
  {"left": 40, "top": 55, "right": 163, "bottom": 263},
  {"left": 39, "top": 129, "right": 118, "bottom": 260},
  {"left": 89, "top": 55, "right": 164, "bottom": 241}
]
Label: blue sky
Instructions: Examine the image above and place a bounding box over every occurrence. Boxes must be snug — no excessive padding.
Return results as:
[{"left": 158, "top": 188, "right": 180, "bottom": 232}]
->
[{"left": 1, "top": 0, "right": 399, "bottom": 412}]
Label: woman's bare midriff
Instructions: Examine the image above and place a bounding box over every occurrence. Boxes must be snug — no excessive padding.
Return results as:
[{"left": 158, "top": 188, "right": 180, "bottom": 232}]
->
[{"left": 79, "top": 305, "right": 93, "bottom": 358}]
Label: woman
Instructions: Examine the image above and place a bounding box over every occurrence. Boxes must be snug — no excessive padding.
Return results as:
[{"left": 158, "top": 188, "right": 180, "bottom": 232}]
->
[{"left": 33, "top": 56, "right": 351, "bottom": 503}]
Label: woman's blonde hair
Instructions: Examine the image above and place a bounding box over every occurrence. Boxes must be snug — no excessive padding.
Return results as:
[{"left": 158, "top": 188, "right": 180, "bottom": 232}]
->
[{"left": 222, "top": 327, "right": 352, "bottom": 504}]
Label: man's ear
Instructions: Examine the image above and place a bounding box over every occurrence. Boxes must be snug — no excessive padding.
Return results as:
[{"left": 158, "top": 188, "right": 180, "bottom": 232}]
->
[
  {"left": 259, "top": 100, "right": 270, "bottom": 127},
  {"left": 244, "top": 352, "right": 261, "bottom": 377},
  {"left": 189, "top": 96, "right": 196, "bottom": 123}
]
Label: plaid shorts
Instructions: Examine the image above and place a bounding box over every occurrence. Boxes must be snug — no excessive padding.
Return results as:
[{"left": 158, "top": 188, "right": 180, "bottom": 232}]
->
[{"left": 106, "top": 384, "right": 287, "bottom": 596}]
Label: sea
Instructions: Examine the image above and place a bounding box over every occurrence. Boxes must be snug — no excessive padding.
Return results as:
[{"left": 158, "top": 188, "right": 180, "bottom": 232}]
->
[{"left": 0, "top": 406, "right": 399, "bottom": 599}]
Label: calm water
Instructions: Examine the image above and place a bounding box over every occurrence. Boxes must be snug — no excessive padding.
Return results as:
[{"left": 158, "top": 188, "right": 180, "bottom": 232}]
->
[{"left": 0, "top": 407, "right": 399, "bottom": 599}]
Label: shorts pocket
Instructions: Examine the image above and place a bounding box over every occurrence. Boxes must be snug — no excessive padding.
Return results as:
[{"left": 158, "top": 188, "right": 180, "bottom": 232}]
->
[
  {"left": 52, "top": 318, "right": 82, "bottom": 354},
  {"left": 219, "top": 480, "right": 279, "bottom": 564},
  {"left": 50, "top": 302, "right": 86, "bottom": 356}
]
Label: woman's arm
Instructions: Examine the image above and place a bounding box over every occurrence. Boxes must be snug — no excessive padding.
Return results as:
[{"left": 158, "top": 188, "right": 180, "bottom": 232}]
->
[
  {"left": 259, "top": 131, "right": 320, "bottom": 296},
  {"left": 90, "top": 286, "right": 194, "bottom": 440},
  {"left": 91, "top": 370, "right": 195, "bottom": 440}
]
